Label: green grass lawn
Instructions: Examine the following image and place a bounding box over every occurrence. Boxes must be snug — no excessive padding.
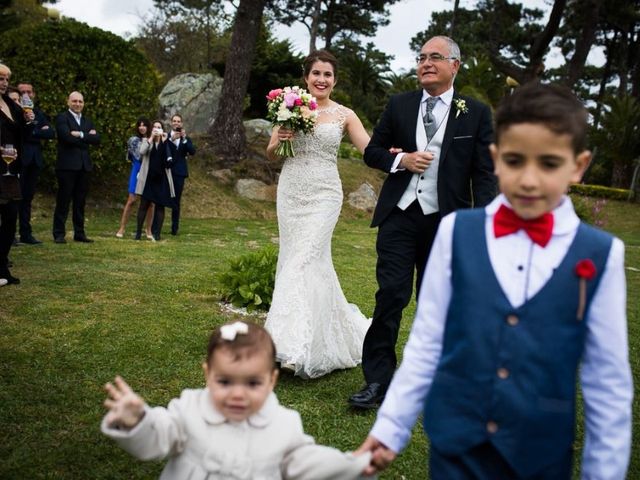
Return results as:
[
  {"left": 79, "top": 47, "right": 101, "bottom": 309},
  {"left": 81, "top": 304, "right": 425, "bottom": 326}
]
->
[{"left": 1, "top": 195, "right": 638, "bottom": 479}]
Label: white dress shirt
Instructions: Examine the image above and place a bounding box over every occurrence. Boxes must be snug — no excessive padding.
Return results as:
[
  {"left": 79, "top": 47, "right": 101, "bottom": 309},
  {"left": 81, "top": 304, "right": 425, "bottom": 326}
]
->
[
  {"left": 68, "top": 109, "right": 83, "bottom": 138},
  {"left": 370, "top": 194, "right": 632, "bottom": 479}
]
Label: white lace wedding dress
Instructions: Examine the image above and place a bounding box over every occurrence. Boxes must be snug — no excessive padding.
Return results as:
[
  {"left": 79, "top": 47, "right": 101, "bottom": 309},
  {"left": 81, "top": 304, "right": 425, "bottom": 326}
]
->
[{"left": 265, "top": 105, "right": 370, "bottom": 379}]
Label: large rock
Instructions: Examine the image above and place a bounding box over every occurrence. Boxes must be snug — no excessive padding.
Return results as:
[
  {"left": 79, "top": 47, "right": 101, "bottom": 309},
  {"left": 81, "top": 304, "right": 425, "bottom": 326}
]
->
[
  {"left": 158, "top": 72, "right": 223, "bottom": 135},
  {"left": 235, "top": 178, "right": 276, "bottom": 202},
  {"left": 244, "top": 119, "right": 272, "bottom": 149},
  {"left": 347, "top": 182, "right": 378, "bottom": 212}
]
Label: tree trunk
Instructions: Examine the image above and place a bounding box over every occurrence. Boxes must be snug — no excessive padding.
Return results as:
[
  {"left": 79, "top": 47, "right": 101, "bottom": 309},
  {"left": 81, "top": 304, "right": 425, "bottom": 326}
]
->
[
  {"left": 308, "top": 0, "right": 322, "bottom": 53},
  {"left": 449, "top": 0, "right": 460, "bottom": 38},
  {"left": 593, "top": 36, "right": 615, "bottom": 129},
  {"left": 564, "top": 0, "right": 603, "bottom": 88},
  {"left": 209, "top": 0, "right": 266, "bottom": 166},
  {"left": 611, "top": 159, "right": 631, "bottom": 189},
  {"left": 524, "top": 0, "right": 567, "bottom": 82}
]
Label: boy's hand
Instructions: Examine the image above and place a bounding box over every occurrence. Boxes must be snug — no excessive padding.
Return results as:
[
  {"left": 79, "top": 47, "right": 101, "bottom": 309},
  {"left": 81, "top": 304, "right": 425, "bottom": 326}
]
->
[
  {"left": 355, "top": 435, "right": 397, "bottom": 475},
  {"left": 103, "top": 376, "right": 145, "bottom": 429}
]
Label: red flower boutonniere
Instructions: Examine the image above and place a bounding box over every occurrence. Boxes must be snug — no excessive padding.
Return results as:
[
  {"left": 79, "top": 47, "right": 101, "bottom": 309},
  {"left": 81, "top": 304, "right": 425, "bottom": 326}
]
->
[{"left": 575, "top": 259, "right": 596, "bottom": 320}]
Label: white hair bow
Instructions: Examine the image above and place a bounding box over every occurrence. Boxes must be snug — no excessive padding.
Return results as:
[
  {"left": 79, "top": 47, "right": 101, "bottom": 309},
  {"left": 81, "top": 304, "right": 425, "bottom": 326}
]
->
[{"left": 220, "top": 321, "right": 249, "bottom": 341}]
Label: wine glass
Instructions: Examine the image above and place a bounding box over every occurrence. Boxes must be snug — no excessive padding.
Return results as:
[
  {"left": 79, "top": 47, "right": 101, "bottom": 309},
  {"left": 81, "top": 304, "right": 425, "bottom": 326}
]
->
[
  {"left": 2, "top": 144, "right": 17, "bottom": 176},
  {"left": 21, "top": 94, "right": 35, "bottom": 125}
]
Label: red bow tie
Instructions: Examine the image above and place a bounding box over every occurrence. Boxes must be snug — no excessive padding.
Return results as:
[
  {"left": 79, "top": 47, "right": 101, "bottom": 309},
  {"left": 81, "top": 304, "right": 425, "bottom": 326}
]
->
[{"left": 493, "top": 204, "right": 554, "bottom": 247}]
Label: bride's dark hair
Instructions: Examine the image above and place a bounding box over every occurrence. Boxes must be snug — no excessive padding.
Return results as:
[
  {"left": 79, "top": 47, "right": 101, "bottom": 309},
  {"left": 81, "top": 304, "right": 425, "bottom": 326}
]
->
[{"left": 302, "top": 49, "right": 338, "bottom": 79}]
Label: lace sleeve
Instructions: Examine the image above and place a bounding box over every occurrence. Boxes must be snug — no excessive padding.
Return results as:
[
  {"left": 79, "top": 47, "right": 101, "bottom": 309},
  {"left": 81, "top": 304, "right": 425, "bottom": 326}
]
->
[{"left": 127, "top": 136, "right": 141, "bottom": 161}]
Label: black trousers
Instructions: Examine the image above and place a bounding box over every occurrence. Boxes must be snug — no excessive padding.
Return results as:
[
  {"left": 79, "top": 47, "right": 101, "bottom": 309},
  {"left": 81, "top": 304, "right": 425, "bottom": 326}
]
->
[
  {"left": 0, "top": 201, "right": 18, "bottom": 274},
  {"left": 19, "top": 162, "right": 40, "bottom": 239},
  {"left": 170, "top": 175, "right": 185, "bottom": 234},
  {"left": 362, "top": 201, "right": 441, "bottom": 386},
  {"left": 53, "top": 169, "right": 90, "bottom": 238},
  {"left": 429, "top": 442, "right": 572, "bottom": 480}
]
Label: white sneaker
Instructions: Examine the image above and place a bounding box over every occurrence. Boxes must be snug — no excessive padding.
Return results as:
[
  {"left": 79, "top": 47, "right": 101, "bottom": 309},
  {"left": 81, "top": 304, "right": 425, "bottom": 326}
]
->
[
  {"left": 0, "top": 278, "right": 8, "bottom": 287},
  {"left": 115, "top": 232, "right": 124, "bottom": 238}
]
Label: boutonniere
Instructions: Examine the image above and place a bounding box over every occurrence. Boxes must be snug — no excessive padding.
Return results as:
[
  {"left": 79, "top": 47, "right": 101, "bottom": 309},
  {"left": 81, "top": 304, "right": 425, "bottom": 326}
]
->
[
  {"left": 575, "top": 259, "right": 596, "bottom": 321},
  {"left": 453, "top": 98, "right": 468, "bottom": 118}
]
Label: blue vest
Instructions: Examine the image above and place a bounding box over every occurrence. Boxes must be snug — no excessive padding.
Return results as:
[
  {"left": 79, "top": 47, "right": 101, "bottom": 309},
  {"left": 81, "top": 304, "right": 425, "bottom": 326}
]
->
[{"left": 423, "top": 208, "right": 612, "bottom": 478}]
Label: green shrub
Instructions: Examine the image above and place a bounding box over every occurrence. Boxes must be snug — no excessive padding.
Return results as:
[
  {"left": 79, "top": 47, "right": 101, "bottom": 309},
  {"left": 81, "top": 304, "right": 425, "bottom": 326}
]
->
[
  {"left": 218, "top": 245, "right": 278, "bottom": 312},
  {"left": 338, "top": 141, "right": 363, "bottom": 160},
  {"left": 0, "top": 19, "right": 162, "bottom": 190},
  {"left": 570, "top": 183, "right": 630, "bottom": 201}
]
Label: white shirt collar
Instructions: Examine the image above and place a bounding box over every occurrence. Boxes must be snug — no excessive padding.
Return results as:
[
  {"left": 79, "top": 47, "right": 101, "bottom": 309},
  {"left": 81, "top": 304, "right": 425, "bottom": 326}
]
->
[
  {"left": 486, "top": 193, "right": 580, "bottom": 236},
  {"left": 421, "top": 86, "right": 454, "bottom": 107},
  {"left": 68, "top": 109, "right": 81, "bottom": 121}
]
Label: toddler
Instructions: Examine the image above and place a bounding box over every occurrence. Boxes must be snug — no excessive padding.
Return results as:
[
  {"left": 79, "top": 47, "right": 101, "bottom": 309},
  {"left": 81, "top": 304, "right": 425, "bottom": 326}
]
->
[{"left": 102, "top": 321, "right": 372, "bottom": 479}]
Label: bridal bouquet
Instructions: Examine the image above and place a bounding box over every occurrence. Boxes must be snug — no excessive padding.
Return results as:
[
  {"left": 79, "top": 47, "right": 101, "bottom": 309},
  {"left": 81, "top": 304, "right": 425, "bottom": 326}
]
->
[{"left": 266, "top": 86, "right": 318, "bottom": 157}]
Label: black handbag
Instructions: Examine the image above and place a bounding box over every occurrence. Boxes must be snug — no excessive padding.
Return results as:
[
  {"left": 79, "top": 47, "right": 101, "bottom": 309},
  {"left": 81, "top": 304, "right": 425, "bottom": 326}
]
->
[{"left": 0, "top": 174, "right": 22, "bottom": 201}]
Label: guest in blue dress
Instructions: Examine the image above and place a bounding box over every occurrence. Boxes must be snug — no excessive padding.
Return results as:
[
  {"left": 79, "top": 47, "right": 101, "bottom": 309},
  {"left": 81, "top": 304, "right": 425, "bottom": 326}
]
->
[{"left": 116, "top": 118, "right": 153, "bottom": 238}]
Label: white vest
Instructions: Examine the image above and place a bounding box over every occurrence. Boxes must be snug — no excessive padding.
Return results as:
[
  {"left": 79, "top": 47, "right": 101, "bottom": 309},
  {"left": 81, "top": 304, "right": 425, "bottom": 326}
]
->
[{"left": 397, "top": 100, "right": 450, "bottom": 215}]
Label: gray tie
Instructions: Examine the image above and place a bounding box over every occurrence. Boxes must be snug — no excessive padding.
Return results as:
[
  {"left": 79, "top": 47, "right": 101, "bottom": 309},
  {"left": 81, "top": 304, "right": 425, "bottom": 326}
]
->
[{"left": 423, "top": 96, "right": 438, "bottom": 141}]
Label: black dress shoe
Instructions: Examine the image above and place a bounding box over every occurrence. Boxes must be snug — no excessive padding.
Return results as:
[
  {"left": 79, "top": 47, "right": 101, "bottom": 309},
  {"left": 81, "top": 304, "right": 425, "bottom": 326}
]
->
[
  {"left": 21, "top": 236, "right": 42, "bottom": 245},
  {"left": 348, "top": 383, "right": 387, "bottom": 409},
  {"left": 54, "top": 236, "right": 67, "bottom": 244},
  {"left": 74, "top": 236, "right": 94, "bottom": 243},
  {"left": 0, "top": 272, "right": 20, "bottom": 284}
]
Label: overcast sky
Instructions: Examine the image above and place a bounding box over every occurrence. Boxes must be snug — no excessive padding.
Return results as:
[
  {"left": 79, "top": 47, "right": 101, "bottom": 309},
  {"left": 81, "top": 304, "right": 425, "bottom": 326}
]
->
[{"left": 46, "top": 0, "right": 578, "bottom": 72}]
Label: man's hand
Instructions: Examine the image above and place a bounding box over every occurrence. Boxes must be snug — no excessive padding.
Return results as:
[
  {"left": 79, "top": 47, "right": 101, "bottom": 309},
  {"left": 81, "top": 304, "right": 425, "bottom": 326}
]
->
[
  {"left": 24, "top": 111, "right": 35, "bottom": 123},
  {"left": 70, "top": 131, "right": 82, "bottom": 138},
  {"left": 103, "top": 376, "right": 145, "bottom": 429},
  {"left": 400, "top": 151, "right": 434, "bottom": 173},
  {"left": 355, "top": 435, "right": 397, "bottom": 475},
  {"left": 88, "top": 129, "right": 96, "bottom": 135}
]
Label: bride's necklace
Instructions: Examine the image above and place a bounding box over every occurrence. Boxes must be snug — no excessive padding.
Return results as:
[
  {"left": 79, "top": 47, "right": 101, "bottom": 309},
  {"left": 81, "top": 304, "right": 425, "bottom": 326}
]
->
[{"left": 316, "top": 103, "right": 338, "bottom": 113}]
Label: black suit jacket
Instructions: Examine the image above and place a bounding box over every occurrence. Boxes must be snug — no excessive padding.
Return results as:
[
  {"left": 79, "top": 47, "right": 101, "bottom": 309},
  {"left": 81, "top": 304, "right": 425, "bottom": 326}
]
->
[
  {"left": 169, "top": 135, "right": 196, "bottom": 178},
  {"left": 55, "top": 110, "right": 101, "bottom": 171},
  {"left": 364, "top": 90, "right": 497, "bottom": 227}
]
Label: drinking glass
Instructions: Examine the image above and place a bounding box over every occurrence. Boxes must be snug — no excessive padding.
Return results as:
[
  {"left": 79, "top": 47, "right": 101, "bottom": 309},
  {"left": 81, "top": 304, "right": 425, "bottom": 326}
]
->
[{"left": 2, "top": 144, "right": 17, "bottom": 176}]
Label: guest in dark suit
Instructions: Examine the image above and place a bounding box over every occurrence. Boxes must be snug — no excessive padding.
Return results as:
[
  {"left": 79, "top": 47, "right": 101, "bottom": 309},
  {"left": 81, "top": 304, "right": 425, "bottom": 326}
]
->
[
  {"left": 167, "top": 113, "right": 195, "bottom": 236},
  {"left": 0, "top": 64, "right": 27, "bottom": 285},
  {"left": 52, "top": 91, "right": 100, "bottom": 244},
  {"left": 16, "top": 82, "right": 55, "bottom": 245},
  {"left": 349, "top": 36, "right": 497, "bottom": 409}
]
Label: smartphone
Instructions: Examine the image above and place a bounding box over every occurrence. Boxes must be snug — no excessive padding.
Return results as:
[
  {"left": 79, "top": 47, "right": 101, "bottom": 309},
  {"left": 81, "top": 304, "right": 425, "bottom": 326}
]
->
[{"left": 175, "top": 127, "right": 182, "bottom": 132}]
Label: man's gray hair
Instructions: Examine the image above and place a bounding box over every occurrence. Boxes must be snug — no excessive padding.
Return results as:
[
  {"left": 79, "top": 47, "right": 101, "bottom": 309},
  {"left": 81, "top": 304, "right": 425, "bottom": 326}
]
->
[{"left": 431, "top": 35, "right": 461, "bottom": 62}]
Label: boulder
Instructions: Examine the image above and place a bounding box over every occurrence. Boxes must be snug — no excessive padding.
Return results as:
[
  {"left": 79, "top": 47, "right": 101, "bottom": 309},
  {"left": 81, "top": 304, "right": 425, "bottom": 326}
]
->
[
  {"left": 158, "top": 72, "right": 223, "bottom": 135},
  {"left": 235, "top": 178, "right": 276, "bottom": 202},
  {"left": 347, "top": 182, "right": 378, "bottom": 212},
  {"left": 244, "top": 119, "right": 272, "bottom": 149},
  {"left": 209, "top": 168, "right": 235, "bottom": 185}
]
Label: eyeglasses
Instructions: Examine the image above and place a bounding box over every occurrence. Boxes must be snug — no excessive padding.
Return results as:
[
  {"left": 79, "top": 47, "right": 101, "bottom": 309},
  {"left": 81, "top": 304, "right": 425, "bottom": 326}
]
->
[{"left": 416, "top": 53, "right": 458, "bottom": 64}]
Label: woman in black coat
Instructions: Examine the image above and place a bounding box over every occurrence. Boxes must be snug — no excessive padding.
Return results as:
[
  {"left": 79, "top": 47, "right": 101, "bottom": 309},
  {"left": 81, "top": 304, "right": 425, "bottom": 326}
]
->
[{"left": 0, "top": 63, "right": 27, "bottom": 285}]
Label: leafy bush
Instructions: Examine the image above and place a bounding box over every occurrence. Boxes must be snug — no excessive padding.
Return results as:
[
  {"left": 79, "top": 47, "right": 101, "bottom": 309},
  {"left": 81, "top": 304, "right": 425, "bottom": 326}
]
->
[
  {"left": 0, "top": 19, "right": 162, "bottom": 190},
  {"left": 218, "top": 245, "right": 278, "bottom": 312},
  {"left": 570, "top": 184, "right": 630, "bottom": 201}
]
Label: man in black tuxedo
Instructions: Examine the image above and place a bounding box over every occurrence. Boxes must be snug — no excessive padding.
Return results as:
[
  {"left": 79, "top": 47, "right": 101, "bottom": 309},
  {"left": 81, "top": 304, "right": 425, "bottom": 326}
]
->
[
  {"left": 17, "top": 82, "right": 55, "bottom": 245},
  {"left": 52, "top": 91, "right": 100, "bottom": 243},
  {"left": 167, "top": 113, "right": 196, "bottom": 236},
  {"left": 349, "top": 36, "right": 497, "bottom": 409}
]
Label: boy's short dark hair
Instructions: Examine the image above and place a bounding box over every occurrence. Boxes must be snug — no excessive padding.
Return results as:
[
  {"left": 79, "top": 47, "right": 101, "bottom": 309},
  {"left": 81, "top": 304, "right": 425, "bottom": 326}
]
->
[
  {"left": 207, "top": 322, "right": 276, "bottom": 369},
  {"left": 495, "top": 82, "right": 589, "bottom": 154}
]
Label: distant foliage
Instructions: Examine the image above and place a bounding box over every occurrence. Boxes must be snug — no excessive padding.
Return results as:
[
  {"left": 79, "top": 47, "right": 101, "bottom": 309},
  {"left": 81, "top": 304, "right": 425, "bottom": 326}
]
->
[
  {"left": 218, "top": 245, "right": 278, "bottom": 312},
  {"left": 571, "top": 195, "right": 608, "bottom": 228},
  {"left": 569, "top": 184, "right": 630, "bottom": 201},
  {"left": 0, "top": 19, "right": 162, "bottom": 189}
]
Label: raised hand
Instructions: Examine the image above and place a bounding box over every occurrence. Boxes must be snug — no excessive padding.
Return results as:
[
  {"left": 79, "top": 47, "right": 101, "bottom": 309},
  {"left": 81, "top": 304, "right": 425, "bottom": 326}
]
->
[
  {"left": 355, "top": 435, "right": 397, "bottom": 475},
  {"left": 103, "top": 376, "right": 145, "bottom": 429}
]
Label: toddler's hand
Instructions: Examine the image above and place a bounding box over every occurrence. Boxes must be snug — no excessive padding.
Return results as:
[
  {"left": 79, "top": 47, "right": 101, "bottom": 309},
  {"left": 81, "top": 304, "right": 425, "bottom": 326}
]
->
[
  {"left": 103, "top": 376, "right": 145, "bottom": 429},
  {"left": 355, "top": 435, "right": 397, "bottom": 475}
]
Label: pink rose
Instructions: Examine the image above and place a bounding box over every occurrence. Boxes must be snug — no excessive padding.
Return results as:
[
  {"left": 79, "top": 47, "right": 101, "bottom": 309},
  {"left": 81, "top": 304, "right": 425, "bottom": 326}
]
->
[
  {"left": 284, "top": 92, "right": 298, "bottom": 108},
  {"left": 309, "top": 100, "right": 318, "bottom": 110},
  {"left": 294, "top": 98, "right": 303, "bottom": 106},
  {"left": 266, "top": 88, "right": 283, "bottom": 100}
]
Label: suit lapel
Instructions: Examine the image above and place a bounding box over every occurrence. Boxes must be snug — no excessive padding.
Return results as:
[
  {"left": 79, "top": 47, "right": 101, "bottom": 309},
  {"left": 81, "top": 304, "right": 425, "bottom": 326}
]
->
[
  {"left": 439, "top": 92, "right": 461, "bottom": 165},
  {"left": 403, "top": 90, "right": 423, "bottom": 151}
]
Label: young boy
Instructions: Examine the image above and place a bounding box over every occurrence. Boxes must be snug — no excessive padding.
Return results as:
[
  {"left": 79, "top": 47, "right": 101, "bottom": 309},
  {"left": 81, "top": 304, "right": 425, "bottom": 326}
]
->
[{"left": 356, "top": 82, "right": 633, "bottom": 479}]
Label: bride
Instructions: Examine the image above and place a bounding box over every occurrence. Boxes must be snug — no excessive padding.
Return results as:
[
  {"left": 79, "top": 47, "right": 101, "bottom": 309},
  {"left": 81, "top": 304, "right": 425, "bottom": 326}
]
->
[{"left": 265, "top": 50, "right": 372, "bottom": 378}]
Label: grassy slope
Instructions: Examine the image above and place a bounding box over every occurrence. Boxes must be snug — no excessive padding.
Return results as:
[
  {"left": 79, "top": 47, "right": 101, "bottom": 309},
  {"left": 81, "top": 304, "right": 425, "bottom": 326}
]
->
[{"left": 0, "top": 156, "right": 638, "bottom": 479}]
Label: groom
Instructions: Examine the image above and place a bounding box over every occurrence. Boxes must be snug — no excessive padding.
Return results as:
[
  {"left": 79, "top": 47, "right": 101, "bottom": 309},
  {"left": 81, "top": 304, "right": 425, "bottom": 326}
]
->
[{"left": 349, "top": 35, "right": 497, "bottom": 408}]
